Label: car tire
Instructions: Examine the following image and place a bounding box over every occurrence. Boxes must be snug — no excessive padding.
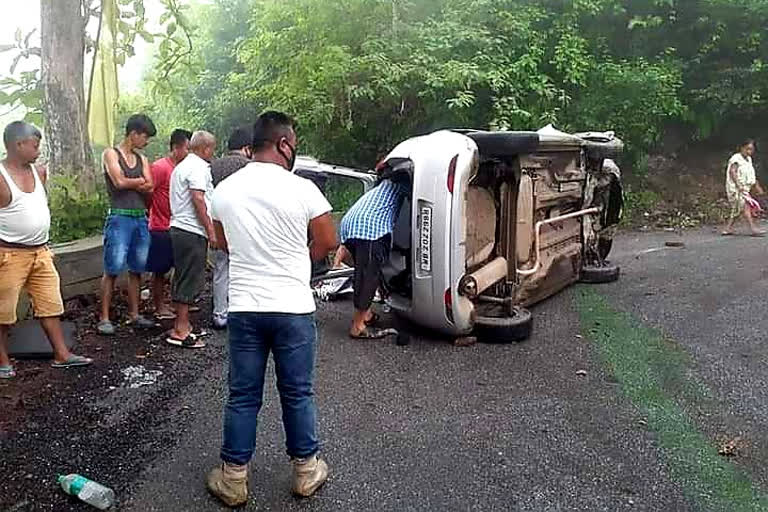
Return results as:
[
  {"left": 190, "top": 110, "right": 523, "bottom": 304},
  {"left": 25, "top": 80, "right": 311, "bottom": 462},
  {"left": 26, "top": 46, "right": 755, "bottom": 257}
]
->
[
  {"left": 583, "top": 139, "right": 624, "bottom": 160},
  {"left": 474, "top": 306, "right": 533, "bottom": 343},
  {"left": 580, "top": 263, "right": 620, "bottom": 284},
  {"left": 597, "top": 237, "right": 613, "bottom": 261},
  {"left": 467, "top": 131, "right": 539, "bottom": 157}
]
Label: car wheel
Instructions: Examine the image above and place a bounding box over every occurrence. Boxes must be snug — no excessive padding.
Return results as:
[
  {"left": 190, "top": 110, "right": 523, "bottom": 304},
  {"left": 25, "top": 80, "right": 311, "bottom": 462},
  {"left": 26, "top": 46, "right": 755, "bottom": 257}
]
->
[
  {"left": 597, "top": 237, "right": 613, "bottom": 260},
  {"left": 580, "top": 263, "right": 620, "bottom": 284},
  {"left": 466, "top": 131, "right": 539, "bottom": 157},
  {"left": 474, "top": 305, "right": 533, "bottom": 343},
  {"left": 583, "top": 139, "right": 624, "bottom": 160}
]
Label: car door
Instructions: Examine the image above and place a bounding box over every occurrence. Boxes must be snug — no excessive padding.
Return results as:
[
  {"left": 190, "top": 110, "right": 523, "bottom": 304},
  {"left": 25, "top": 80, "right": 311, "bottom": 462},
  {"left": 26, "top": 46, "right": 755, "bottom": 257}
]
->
[{"left": 293, "top": 161, "right": 376, "bottom": 284}]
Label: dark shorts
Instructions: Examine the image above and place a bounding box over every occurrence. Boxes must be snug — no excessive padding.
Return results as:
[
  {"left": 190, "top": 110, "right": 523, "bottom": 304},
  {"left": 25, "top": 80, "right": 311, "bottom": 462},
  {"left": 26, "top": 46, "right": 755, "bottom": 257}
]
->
[
  {"left": 146, "top": 230, "right": 174, "bottom": 275},
  {"left": 346, "top": 234, "right": 391, "bottom": 311},
  {"left": 103, "top": 214, "right": 150, "bottom": 276},
  {"left": 170, "top": 227, "right": 207, "bottom": 305}
]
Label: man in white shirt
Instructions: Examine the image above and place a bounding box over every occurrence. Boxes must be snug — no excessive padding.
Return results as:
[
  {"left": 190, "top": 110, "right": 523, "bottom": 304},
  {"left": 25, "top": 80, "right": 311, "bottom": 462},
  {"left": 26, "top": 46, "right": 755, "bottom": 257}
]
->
[
  {"left": 206, "top": 112, "right": 337, "bottom": 506},
  {"left": 167, "top": 131, "right": 218, "bottom": 348},
  {"left": 0, "top": 122, "right": 92, "bottom": 378}
]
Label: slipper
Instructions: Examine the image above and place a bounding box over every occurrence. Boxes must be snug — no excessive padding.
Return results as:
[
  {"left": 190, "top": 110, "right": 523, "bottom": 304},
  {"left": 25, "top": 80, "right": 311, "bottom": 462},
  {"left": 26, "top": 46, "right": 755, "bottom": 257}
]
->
[
  {"left": 365, "top": 312, "right": 381, "bottom": 326},
  {"left": 97, "top": 320, "right": 116, "bottom": 336},
  {"left": 126, "top": 315, "right": 157, "bottom": 329},
  {"left": 0, "top": 365, "right": 16, "bottom": 379},
  {"left": 350, "top": 327, "right": 398, "bottom": 340},
  {"left": 166, "top": 335, "right": 206, "bottom": 349},
  {"left": 164, "top": 327, "right": 209, "bottom": 338},
  {"left": 51, "top": 354, "right": 93, "bottom": 369},
  {"left": 155, "top": 311, "right": 176, "bottom": 320}
]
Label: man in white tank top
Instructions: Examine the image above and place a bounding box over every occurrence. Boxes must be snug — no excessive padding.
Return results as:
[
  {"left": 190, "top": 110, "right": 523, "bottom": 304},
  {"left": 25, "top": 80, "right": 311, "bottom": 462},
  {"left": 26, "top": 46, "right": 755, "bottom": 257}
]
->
[{"left": 0, "top": 121, "right": 93, "bottom": 379}]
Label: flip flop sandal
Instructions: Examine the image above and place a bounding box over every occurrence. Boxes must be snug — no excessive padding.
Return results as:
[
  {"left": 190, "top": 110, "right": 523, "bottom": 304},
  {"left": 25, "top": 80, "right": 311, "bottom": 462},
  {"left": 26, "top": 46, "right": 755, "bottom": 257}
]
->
[
  {"left": 126, "top": 315, "right": 157, "bottom": 329},
  {"left": 0, "top": 365, "right": 16, "bottom": 379},
  {"left": 51, "top": 355, "right": 93, "bottom": 368},
  {"left": 166, "top": 335, "right": 206, "bottom": 349},
  {"left": 97, "top": 320, "right": 116, "bottom": 336},
  {"left": 751, "top": 232, "right": 766, "bottom": 237},
  {"left": 721, "top": 231, "right": 733, "bottom": 236},
  {"left": 155, "top": 311, "right": 177, "bottom": 320},
  {"left": 365, "top": 313, "right": 381, "bottom": 326},
  {"left": 350, "top": 327, "right": 398, "bottom": 340}
]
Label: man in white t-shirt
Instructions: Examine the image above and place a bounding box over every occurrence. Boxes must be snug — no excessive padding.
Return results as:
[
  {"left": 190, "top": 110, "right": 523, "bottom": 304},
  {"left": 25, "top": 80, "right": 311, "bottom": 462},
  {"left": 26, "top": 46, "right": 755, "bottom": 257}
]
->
[
  {"left": 205, "top": 112, "right": 337, "bottom": 506},
  {"left": 167, "top": 131, "right": 218, "bottom": 348}
]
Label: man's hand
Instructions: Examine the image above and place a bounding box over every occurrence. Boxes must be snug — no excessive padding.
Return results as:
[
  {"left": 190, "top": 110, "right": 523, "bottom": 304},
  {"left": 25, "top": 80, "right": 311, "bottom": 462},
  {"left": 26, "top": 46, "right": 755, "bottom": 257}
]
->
[
  {"left": 137, "top": 179, "right": 153, "bottom": 194},
  {"left": 207, "top": 229, "right": 221, "bottom": 250},
  {"left": 309, "top": 213, "right": 337, "bottom": 262},
  {"left": 213, "top": 221, "right": 229, "bottom": 253}
]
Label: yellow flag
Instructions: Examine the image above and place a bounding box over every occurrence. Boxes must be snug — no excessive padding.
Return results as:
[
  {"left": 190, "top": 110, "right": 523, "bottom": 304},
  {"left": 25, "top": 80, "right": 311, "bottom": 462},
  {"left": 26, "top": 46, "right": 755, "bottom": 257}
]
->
[{"left": 88, "top": 0, "right": 119, "bottom": 149}]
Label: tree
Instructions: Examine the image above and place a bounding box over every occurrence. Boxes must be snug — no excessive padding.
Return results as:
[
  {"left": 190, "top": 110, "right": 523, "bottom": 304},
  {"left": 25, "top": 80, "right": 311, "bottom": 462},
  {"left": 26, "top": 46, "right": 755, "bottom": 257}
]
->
[
  {"left": 41, "top": 0, "right": 94, "bottom": 186},
  {"left": 1, "top": 0, "right": 192, "bottom": 190},
  {"left": 143, "top": 0, "right": 768, "bottom": 169}
]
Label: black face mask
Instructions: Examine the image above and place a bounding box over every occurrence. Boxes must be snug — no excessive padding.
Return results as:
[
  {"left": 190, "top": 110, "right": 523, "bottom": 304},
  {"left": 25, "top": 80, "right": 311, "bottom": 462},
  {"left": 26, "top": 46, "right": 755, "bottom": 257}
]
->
[{"left": 277, "top": 139, "right": 297, "bottom": 171}]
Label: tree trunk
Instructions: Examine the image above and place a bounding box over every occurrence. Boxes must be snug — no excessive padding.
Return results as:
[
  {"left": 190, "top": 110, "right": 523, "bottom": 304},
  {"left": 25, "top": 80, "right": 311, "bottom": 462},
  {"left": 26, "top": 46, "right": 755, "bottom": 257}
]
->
[{"left": 41, "top": 0, "right": 96, "bottom": 191}]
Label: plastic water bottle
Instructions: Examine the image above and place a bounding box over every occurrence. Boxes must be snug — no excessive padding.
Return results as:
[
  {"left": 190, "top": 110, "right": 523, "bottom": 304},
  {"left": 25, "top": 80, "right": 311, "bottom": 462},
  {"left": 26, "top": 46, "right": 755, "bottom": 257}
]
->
[{"left": 58, "top": 474, "right": 115, "bottom": 510}]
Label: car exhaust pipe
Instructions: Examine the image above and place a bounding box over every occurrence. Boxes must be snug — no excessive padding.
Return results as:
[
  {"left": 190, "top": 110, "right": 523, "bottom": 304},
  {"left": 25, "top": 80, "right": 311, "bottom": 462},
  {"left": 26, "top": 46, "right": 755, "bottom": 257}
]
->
[
  {"left": 517, "top": 207, "right": 600, "bottom": 277},
  {"left": 459, "top": 257, "right": 508, "bottom": 299}
]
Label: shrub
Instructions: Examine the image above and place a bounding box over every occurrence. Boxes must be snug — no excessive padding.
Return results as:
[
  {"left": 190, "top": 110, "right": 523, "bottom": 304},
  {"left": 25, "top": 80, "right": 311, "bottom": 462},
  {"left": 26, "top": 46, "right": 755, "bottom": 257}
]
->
[{"left": 47, "top": 174, "right": 108, "bottom": 243}]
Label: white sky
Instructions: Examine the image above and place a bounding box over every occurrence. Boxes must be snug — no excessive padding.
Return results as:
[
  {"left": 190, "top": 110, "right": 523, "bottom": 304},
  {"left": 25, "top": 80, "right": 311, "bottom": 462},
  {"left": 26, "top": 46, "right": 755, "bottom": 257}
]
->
[{"left": 1, "top": 0, "right": 159, "bottom": 93}]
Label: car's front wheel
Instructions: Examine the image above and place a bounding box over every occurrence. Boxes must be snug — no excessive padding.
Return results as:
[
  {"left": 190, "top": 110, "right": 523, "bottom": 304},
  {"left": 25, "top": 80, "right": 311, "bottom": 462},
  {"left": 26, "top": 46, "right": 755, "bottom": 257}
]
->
[
  {"left": 474, "top": 305, "right": 532, "bottom": 343},
  {"left": 580, "top": 263, "right": 620, "bottom": 284}
]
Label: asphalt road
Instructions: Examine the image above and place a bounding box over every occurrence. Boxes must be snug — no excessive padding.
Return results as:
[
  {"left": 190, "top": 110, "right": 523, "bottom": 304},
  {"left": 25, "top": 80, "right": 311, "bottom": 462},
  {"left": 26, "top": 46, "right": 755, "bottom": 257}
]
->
[{"left": 5, "top": 227, "right": 768, "bottom": 511}]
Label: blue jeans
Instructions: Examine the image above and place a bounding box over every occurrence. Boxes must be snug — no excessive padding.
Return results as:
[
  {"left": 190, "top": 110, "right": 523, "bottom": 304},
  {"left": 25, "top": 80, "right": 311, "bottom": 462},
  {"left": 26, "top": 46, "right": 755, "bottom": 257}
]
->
[
  {"left": 221, "top": 312, "right": 319, "bottom": 465},
  {"left": 103, "top": 214, "right": 150, "bottom": 276}
]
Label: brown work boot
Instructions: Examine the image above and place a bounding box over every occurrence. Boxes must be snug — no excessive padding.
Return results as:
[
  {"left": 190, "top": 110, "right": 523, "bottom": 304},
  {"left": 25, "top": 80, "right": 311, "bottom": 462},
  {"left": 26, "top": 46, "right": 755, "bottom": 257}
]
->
[
  {"left": 206, "top": 463, "right": 248, "bottom": 507},
  {"left": 291, "top": 455, "right": 329, "bottom": 497}
]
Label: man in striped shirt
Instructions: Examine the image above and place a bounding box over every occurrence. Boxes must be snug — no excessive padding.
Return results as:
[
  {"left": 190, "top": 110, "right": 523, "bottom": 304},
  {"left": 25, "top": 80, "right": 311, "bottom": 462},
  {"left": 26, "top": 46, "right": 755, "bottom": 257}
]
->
[{"left": 339, "top": 178, "right": 407, "bottom": 338}]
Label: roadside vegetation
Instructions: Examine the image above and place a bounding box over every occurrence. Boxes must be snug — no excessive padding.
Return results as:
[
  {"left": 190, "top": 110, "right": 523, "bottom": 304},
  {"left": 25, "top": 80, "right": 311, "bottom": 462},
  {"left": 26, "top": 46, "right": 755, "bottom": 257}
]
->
[
  {"left": 5, "top": 0, "right": 768, "bottom": 240},
  {"left": 577, "top": 287, "right": 768, "bottom": 512}
]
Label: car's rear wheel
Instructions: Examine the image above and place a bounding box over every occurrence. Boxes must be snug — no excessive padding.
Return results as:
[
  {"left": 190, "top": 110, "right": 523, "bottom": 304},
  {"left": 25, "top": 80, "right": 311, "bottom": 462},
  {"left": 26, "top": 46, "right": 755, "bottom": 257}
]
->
[
  {"left": 597, "top": 237, "right": 613, "bottom": 261},
  {"left": 466, "top": 132, "right": 539, "bottom": 157},
  {"left": 474, "top": 305, "right": 532, "bottom": 343},
  {"left": 580, "top": 263, "right": 620, "bottom": 284}
]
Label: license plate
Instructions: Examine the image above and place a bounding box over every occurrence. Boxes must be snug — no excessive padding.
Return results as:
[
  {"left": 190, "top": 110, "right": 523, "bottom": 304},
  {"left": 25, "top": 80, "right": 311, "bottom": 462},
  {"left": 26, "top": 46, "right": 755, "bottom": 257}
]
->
[{"left": 419, "top": 206, "right": 432, "bottom": 272}]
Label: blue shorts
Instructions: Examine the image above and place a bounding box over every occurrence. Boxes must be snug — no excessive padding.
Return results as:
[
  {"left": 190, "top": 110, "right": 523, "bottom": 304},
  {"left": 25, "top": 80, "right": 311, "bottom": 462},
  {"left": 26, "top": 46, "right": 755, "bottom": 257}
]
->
[
  {"left": 103, "top": 214, "right": 150, "bottom": 276},
  {"left": 146, "top": 230, "right": 174, "bottom": 275}
]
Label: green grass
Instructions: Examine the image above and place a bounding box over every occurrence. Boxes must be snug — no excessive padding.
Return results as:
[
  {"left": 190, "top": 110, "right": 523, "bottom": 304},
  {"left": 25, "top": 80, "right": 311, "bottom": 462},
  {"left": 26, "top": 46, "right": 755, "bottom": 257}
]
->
[{"left": 575, "top": 287, "right": 768, "bottom": 512}]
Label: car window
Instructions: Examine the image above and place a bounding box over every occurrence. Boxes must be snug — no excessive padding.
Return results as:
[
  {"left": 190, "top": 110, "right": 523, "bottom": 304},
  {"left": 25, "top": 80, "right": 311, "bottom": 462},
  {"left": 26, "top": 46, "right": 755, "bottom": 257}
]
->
[{"left": 324, "top": 175, "right": 366, "bottom": 225}]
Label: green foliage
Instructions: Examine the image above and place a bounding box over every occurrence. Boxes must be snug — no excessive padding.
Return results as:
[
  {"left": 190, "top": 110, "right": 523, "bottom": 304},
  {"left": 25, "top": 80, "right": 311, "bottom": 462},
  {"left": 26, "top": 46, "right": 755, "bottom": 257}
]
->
[
  {"left": 325, "top": 177, "right": 366, "bottom": 214},
  {"left": 0, "top": 0, "right": 194, "bottom": 127},
  {"left": 622, "top": 185, "right": 661, "bottom": 225},
  {"left": 47, "top": 175, "right": 108, "bottom": 243},
  {"left": 140, "top": 0, "right": 768, "bottom": 172}
]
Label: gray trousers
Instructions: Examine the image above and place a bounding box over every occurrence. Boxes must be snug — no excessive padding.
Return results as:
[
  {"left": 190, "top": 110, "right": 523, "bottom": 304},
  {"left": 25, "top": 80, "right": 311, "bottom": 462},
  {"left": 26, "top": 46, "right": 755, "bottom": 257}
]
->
[{"left": 212, "top": 249, "right": 229, "bottom": 322}]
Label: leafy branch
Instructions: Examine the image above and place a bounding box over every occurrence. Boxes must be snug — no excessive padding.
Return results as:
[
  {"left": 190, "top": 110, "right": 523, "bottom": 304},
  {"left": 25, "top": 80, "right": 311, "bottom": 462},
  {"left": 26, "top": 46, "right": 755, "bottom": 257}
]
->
[{"left": 0, "top": 0, "right": 195, "bottom": 124}]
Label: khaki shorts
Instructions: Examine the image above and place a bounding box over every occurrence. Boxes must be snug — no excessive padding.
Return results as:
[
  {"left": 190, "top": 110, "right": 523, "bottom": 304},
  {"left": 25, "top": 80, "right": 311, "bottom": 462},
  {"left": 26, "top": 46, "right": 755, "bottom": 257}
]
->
[{"left": 0, "top": 246, "right": 64, "bottom": 324}]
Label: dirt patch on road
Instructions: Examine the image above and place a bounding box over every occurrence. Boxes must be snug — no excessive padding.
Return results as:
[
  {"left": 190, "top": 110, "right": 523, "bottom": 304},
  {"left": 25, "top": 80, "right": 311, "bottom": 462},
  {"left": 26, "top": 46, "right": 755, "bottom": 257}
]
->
[{"left": 0, "top": 286, "right": 224, "bottom": 511}]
